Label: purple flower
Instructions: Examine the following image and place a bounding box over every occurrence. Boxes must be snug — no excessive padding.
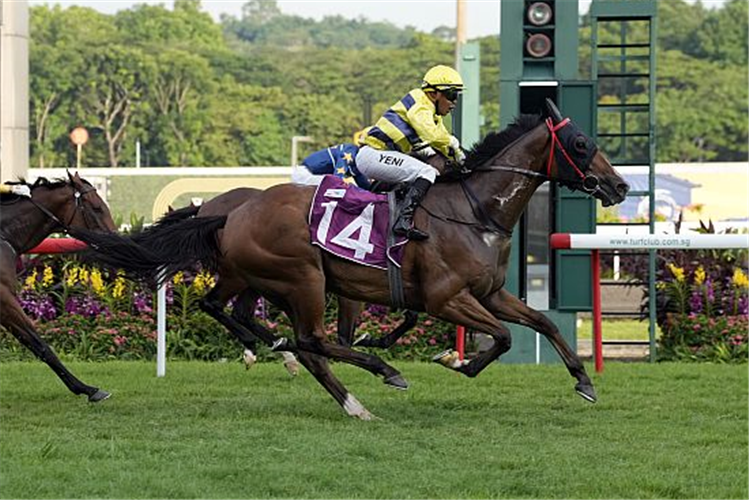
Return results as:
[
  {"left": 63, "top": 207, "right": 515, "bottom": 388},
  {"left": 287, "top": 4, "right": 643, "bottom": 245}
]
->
[
  {"left": 689, "top": 291, "right": 703, "bottom": 314},
  {"left": 133, "top": 292, "right": 152, "bottom": 314}
]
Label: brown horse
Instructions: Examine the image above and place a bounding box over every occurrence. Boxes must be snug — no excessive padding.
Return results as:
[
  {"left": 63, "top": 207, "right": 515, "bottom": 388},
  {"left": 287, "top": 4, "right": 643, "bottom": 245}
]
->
[
  {"left": 0, "top": 172, "right": 116, "bottom": 402},
  {"left": 158, "top": 188, "right": 419, "bottom": 360},
  {"left": 80, "top": 101, "right": 629, "bottom": 418}
]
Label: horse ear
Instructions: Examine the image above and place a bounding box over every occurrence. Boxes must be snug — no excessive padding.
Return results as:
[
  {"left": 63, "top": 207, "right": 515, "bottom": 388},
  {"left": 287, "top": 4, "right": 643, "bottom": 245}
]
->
[
  {"left": 545, "top": 98, "right": 563, "bottom": 123},
  {"left": 66, "top": 169, "right": 74, "bottom": 183}
]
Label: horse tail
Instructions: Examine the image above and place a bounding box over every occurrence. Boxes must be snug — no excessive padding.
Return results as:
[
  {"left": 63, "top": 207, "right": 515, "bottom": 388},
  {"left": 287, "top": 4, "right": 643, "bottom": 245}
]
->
[
  {"left": 70, "top": 215, "right": 227, "bottom": 284},
  {"left": 153, "top": 205, "right": 201, "bottom": 228}
]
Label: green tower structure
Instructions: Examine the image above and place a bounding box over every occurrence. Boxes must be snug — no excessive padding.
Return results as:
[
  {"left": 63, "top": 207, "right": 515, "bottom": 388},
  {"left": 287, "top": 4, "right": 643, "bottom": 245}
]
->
[
  {"left": 498, "top": 0, "right": 596, "bottom": 363},
  {"left": 497, "top": 0, "right": 656, "bottom": 364}
]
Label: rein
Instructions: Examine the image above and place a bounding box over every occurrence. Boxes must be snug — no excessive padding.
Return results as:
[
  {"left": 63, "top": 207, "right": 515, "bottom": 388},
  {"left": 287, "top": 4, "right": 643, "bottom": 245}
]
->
[
  {"left": 420, "top": 116, "right": 600, "bottom": 234},
  {"left": 27, "top": 183, "right": 96, "bottom": 232}
]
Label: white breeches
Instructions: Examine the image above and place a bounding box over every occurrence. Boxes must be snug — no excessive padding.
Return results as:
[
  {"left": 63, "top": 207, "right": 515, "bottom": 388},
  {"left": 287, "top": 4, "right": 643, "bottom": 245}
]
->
[
  {"left": 355, "top": 146, "right": 438, "bottom": 184},
  {"left": 290, "top": 165, "right": 324, "bottom": 186}
]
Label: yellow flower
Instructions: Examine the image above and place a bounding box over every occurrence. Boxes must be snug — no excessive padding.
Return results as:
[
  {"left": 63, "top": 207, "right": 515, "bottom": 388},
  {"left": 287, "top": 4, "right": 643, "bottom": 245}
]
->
[
  {"left": 65, "top": 267, "right": 79, "bottom": 287},
  {"left": 112, "top": 276, "right": 126, "bottom": 299},
  {"left": 693, "top": 266, "right": 705, "bottom": 286},
  {"left": 90, "top": 268, "right": 105, "bottom": 296},
  {"left": 78, "top": 268, "right": 89, "bottom": 284},
  {"left": 192, "top": 271, "right": 215, "bottom": 293},
  {"left": 24, "top": 270, "right": 38, "bottom": 291},
  {"left": 668, "top": 263, "right": 685, "bottom": 282},
  {"left": 173, "top": 272, "right": 184, "bottom": 285},
  {"left": 732, "top": 268, "right": 749, "bottom": 289},
  {"left": 41, "top": 266, "right": 54, "bottom": 288}
]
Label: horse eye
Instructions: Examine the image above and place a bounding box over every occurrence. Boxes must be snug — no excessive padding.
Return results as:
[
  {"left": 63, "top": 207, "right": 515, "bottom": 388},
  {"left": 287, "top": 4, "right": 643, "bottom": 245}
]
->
[{"left": 574, "top": 137, "right": 588, "bottom": 152}]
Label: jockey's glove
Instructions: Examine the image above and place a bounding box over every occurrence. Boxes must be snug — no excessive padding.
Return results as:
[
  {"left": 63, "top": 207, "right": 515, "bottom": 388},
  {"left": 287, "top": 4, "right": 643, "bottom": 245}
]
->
[
  {"left": 8, "top": 185, "right": 31, "bottom": 197},
  {"left": 448, "top": 135, "right": 466, "bottom": 165},
  {"left": 414, "top": 146, "right": 437, "bottom": 158}
]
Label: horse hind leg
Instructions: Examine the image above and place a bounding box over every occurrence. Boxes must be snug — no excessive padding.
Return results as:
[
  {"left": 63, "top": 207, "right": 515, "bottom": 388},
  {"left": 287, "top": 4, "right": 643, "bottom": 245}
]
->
[{"left": 1, "top": 290, "right": 109, "bottom": 402}]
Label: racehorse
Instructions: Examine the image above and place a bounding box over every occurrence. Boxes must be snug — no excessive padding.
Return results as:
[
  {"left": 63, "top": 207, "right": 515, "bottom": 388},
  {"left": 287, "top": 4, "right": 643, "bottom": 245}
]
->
[
  {"left": 79, "top": 101, "right": 629, "bottom": 418},
  {"left": 157, "top": 188, "right": 419, "bottom": 361},
  {"left": 0, "top": 172, "right": 117, "bottom": 402}
]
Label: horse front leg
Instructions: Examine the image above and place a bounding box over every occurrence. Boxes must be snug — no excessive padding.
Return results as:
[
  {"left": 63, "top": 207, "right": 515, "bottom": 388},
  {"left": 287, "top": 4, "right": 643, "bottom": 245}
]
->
[
  {"left": 353, "top": 310, "right": 419, "bottom": 349},
  {"left": 428, "top": 289, "right": 512, "bottom": 377},
  {"left": 0, "top": 287, "right": 109, "bottom": 402},
  {"left": 229, "top": 288, "right": 299, "bottom": 376},
  {"left": 485, "top": 288, "right": 596, "bottom": 403},
  {"left": 200, "top": 284, "right": 293, "bottom": 351}
]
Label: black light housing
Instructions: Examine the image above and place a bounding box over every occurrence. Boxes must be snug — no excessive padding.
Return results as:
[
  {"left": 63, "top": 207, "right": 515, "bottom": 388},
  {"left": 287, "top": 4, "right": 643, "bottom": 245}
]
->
[
  {"left": 524, "top": 0, "right": 555, "bottom": 59},
  {"left": 526, "top": 33, "right": 553, "bottom": 58},
  {"left": 527, "top": 2, "right": 553, "bottom": 26}
]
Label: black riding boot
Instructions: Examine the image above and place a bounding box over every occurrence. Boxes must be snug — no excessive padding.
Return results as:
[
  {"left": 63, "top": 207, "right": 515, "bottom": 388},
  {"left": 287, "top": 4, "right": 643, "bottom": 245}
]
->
[{"left": 393, "top": 178, "right": 432, "bottom": 241}]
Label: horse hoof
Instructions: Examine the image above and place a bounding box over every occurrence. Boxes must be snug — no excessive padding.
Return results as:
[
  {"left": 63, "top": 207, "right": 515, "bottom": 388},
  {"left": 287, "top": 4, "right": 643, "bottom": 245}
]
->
[
  {"left": 383, "top": 374, "right": 409, "bottom": 390},
  {"left": 575, "top": 383, "right": 597, "bottom": 403},
  {"left": 282, "top": 358, "right": 300, "bottom": 377},
  {"left": 433, "top": 349, "right": 462, "bottom": 369},
  {"left": 243, "top": 349, "right": 257, "bottom": 370},
  {"left": 271, "top": 338, "right": 289, "bottom": 352},
  {"left": 353, "top": 334, "right": 371, "bottom": 347},
  {"left": 88, "top": 389, "right": 111, "bottom": 403}
]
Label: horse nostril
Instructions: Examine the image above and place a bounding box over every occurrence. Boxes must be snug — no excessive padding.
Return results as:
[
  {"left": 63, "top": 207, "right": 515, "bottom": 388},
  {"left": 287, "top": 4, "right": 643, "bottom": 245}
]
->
[{"left": 617, "top": 182, "right": 630, "bottom": 197}]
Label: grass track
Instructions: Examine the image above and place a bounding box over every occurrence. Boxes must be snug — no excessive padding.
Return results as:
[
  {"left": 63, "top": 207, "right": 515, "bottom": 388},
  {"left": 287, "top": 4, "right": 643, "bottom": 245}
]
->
[{"left": 1, "top": 361, "right": 746, "bottom": 499}]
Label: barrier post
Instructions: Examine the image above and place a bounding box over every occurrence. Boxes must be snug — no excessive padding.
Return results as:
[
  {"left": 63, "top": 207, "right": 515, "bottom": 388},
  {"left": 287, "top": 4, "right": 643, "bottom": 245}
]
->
[
  {"left": 156, "top": 271, "right": 167, "bottom": 377},
  {"left": 456, "top": 326, "right": 466, "bottom": 361},
  {"left": 591, "top": 249, "right": 603, "bottom": 372}
]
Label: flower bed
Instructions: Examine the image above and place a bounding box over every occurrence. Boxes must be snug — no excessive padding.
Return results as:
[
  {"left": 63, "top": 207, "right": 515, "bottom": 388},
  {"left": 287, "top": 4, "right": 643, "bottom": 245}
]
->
[{"left": 3, "top": 254, "right": 459, "bottom": 363}]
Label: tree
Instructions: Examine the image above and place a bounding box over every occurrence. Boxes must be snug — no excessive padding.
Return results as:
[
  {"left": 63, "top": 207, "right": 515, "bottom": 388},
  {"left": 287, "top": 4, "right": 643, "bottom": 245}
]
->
[{"left": 78, "top": 45, "right": 151, "bottom": 167}]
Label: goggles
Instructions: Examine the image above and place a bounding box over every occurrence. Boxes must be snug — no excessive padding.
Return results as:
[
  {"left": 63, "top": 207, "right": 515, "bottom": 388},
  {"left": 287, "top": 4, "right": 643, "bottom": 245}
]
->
[{"left": 440, "top": 87, "right": 461, "bottom": 103}]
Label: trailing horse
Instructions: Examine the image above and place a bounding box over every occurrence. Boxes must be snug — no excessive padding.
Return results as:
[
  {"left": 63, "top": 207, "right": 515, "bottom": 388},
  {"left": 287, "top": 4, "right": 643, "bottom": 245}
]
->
[
  {"left": 155, "top": 189, "right": 418, "bottom": 373},
  {"left": 79, "top": 101, "right": 629, "bottom": 418},
  {"left": 0, "top": 172, "right": 117, "bottom": 402}
]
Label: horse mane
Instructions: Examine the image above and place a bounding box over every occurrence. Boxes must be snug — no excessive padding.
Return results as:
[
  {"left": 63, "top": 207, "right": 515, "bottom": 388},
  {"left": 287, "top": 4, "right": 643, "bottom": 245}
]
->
[{"left": 462, "top": 114, "right": 544, "bottom": 171}]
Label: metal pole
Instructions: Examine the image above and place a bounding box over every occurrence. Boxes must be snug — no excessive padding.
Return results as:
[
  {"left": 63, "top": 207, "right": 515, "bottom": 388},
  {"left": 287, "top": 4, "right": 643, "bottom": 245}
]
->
[
  {"left": 455, "top": 0, "right": 466, "bottom": 70},
  {"left": 135, "top": 140, "right": 141, "bottom": 168},
  {"left": 592, "top": 249, "right": 603, "bottom": 373},
  {"left": 76, "top": 144, "right": 81, "bottom": 169},
  {"left": 157, "top": 277, "right": 166, "bottom": 377}
]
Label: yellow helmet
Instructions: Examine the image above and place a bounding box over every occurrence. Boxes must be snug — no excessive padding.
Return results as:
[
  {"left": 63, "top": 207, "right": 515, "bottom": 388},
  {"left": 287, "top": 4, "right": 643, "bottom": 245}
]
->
[{"left": 421, "top": 65, "right": 464, "bottom": 92}]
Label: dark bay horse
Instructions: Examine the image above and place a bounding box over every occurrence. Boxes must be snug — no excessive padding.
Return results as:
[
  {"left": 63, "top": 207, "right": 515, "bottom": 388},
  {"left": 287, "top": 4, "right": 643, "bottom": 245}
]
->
[
  {"left": 80, "top": 101, "right": 628, "bottom": 418},
  {"left": 0, "top": 172, "right": 117, "bottom": 402}
]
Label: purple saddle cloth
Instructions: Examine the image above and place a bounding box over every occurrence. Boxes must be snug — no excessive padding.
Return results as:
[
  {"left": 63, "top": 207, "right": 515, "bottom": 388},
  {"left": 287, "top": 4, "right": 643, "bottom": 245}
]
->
[{"left": 309, "top": 176, "right": 407, "bottom": 270}]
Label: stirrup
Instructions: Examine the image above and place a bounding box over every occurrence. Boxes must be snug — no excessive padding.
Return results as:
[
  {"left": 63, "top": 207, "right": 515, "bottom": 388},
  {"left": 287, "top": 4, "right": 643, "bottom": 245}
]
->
[{"left": 394, "top": 225, "right": 429, "bottom": 241}]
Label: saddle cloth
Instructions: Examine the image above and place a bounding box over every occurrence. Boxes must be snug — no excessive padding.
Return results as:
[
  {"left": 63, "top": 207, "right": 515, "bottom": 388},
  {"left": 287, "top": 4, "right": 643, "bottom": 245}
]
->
[{"left": 309, "top": 176, "right": 408, "bottom": 270}]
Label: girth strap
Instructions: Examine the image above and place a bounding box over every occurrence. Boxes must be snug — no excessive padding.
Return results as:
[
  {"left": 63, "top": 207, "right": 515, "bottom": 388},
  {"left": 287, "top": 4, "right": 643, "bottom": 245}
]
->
[{"left": 387, "top": 191, "right": 406, "bottom": 310}]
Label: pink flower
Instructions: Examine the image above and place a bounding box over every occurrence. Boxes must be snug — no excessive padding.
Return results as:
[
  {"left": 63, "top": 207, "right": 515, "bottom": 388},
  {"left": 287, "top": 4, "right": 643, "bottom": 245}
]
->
[
  {"left": 428, "top": 337, "right": 437, "bottom": 345},
  {"left": 113, "top": 335, "right": 127, "bottom": 346}
]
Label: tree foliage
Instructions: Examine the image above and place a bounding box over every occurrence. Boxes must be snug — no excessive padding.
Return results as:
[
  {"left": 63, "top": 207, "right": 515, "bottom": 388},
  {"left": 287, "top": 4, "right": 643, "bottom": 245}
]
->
[{"left": 28, "top": 0, "right": 747, "bottom": 168}]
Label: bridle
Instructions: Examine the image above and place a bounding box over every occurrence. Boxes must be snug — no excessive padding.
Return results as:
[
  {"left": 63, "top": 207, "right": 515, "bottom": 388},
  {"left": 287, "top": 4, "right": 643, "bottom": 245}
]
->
[
  {"left": 423, "top": 115, "right": 599, "bottom": 235},
  {"left": 27, "top": 182, "right": 98, "bottom": 232},
  {"left": 472, "top": 117, "right": 600, "bottom": 194}
]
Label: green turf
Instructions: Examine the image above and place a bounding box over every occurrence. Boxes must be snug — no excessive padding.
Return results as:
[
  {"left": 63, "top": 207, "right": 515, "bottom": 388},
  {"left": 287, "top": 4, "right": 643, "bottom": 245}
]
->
[
  {"left": 1, "top": 361, "right": 746, "bottom": 499},
  {"left": 577, "top": 318, "right": 659, "bottom": 341}
]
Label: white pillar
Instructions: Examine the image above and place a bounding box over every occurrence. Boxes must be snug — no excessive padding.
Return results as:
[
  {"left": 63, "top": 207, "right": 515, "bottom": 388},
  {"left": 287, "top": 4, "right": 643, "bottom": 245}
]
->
[{"left": 0, "top": 0, "right": 29, "bottom": 182}]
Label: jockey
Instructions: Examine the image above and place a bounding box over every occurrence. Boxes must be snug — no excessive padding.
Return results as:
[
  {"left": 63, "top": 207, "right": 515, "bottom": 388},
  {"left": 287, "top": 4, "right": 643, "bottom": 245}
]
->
[
  {"left": 356, "top": 65, "right": 466, "bottom": 241},
  {"left": 0, "top": 183, "right": 31, "bottom": 197},
  {"left": 290, "top": 142, "right": 372, "bottom": 190}
]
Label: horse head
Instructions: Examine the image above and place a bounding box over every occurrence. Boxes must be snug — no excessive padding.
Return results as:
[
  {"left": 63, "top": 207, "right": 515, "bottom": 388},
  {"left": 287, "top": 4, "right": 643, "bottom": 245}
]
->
[
  {"left": 544, "top": 99, "right": 629, "bottom": 207},
  {"left": 63, "top": 170, "right": 117, "bottom": 232}
]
